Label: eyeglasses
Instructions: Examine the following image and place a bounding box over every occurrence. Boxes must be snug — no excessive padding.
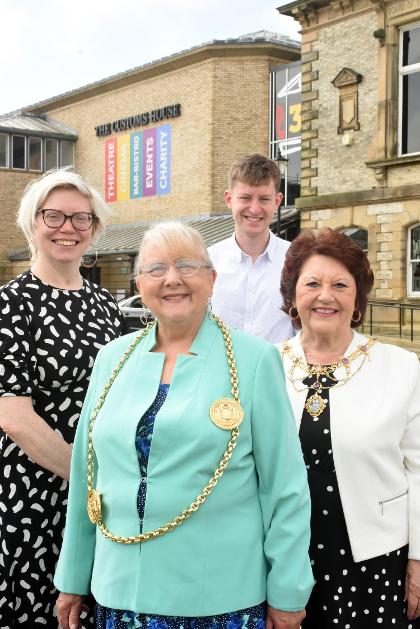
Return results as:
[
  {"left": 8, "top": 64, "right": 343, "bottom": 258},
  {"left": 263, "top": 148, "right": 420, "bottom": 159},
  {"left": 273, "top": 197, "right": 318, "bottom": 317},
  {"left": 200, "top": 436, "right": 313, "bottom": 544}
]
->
[
  {"left": 38, "top": 209, "right": 97, "bottom": 231},
  {"left": 140, "top": 258, "right": 213, "bottom": 279}
]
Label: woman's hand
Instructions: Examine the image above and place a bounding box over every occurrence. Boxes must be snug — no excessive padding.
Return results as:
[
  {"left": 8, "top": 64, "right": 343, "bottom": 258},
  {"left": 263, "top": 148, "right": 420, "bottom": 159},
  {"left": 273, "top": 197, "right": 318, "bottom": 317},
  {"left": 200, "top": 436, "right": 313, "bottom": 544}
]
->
[
  {"left": 266, "top": 604, "right": 306, "bottom": 629},
  {"left": 56, "top": 592, "right": 84, "bottom": 629},
  {"left": 406, "top": 559, "right": 420, "bottom": 620}
]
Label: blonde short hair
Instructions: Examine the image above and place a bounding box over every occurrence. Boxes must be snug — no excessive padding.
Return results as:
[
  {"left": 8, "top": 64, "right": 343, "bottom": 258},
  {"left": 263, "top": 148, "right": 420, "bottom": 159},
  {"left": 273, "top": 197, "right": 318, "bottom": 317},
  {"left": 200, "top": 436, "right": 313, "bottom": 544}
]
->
[
  {"left": 17, "top": 169, "right": 111, "bottom": 260},
  {"left": 134, "top": 221, "right": 212, "bottom": 276}
]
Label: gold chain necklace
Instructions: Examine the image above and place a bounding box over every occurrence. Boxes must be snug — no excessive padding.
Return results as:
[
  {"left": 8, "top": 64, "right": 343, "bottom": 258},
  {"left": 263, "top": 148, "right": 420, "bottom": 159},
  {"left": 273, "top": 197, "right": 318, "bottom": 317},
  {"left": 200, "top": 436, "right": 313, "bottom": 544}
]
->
[
  {"left": 280, "top": 338, "right": 376, "bottom": 420},
  {"left": 86, "top": 313, "right": 243, "bottom": 544}
]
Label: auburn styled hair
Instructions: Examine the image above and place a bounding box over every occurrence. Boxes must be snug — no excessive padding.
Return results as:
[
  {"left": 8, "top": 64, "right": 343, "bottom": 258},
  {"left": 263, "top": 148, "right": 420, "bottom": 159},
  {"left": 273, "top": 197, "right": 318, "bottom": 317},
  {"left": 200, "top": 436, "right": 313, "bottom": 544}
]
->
[{"left": 281, "top": 228, "right": 374, "bottom": 328}]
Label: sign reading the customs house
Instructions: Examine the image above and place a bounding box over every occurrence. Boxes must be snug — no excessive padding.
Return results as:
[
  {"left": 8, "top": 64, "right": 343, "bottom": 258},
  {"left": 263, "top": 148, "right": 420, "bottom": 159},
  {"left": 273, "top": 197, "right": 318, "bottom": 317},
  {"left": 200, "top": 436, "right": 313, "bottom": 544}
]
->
[
  {"left": 105, "top": 125, "right": 171, "bottom": 202},
  {"left": 95, "top": 104, "right": 180, "bottom": 137}
]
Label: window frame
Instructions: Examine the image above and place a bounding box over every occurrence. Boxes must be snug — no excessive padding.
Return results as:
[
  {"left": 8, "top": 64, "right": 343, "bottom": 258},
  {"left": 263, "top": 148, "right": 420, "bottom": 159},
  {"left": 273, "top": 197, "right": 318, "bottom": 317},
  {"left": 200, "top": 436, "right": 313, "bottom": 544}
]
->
[
  {"left": 0, "top": 133, "right": 9, "bottom": 168},
  {"left": 0, "top": 132, "right": 75, "bottom": 172},
  {"left": 44, "top": 138, "right": 59, "bottom": 171},
  {"left": 398, "top": 22, "right": 420, "bottom": 157},
  {"left": 60, "top": 139, "right": 74, "bottom": 168},
  {"left": 11, "top": 134, "right": 26, "bottom": 170},
  {"left": 269, "top": 61, "right": 302, "bottom": 208},
  {"left": 407, "top": 223, "right": 420, "bottom": 298},
  {"left": 340, "top": 227, "right": 368, "bottom": 253},
  {"left": 28, "top": 136, "right": 43, "bottom": 172}
]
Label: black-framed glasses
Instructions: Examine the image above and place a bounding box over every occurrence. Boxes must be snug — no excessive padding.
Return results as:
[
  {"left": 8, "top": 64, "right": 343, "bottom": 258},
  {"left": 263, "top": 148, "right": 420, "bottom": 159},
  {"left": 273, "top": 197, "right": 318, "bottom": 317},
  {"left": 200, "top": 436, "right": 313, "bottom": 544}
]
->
[
  {"left": 38, "top": 209, "right": 97, "bottom": 231},
  {"left": 140, "top": 258, "right": 213, "bottom": 279}
]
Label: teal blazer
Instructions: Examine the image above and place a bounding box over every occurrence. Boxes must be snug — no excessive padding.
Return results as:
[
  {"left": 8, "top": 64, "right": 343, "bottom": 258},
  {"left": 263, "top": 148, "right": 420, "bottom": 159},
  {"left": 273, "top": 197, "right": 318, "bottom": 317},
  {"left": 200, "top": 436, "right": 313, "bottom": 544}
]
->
[{"left": 54, "top": 315, "right": 313, "bottom": 615}]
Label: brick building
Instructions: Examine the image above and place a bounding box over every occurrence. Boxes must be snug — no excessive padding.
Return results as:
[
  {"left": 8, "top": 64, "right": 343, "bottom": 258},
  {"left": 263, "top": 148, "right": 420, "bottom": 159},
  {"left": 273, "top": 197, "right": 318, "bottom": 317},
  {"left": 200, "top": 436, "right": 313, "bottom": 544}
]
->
[
  {"left": 0, "top": 31, "right": 300, "bottom": 295},
  {"left": 278, "top": 0, "right": 420, "bottom": 312}
]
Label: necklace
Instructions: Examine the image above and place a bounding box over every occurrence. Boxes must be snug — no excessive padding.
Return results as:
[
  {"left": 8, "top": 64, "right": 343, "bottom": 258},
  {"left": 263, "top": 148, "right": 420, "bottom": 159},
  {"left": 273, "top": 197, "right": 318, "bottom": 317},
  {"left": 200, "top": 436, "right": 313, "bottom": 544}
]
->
[
  {"left": 86, "top": 313, "right": 243, "bottom": 544},
  {"left": 280, "top": 338, "right": 376, "bottom": 420}
]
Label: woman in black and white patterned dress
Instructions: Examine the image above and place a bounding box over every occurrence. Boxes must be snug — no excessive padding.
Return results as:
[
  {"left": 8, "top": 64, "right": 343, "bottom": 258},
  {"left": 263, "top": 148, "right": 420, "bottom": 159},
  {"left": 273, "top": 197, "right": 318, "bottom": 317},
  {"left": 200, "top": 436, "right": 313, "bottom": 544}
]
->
[{"left": 0, "top": 170, "right": 126, "bottom": 628}]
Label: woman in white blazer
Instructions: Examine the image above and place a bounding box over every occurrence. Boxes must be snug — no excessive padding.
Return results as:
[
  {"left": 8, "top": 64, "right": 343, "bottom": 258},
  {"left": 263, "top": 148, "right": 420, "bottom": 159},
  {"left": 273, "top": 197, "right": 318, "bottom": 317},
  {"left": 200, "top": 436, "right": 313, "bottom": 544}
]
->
[{"left": 277, "top": 228, "right": 420, "bottom": 628}]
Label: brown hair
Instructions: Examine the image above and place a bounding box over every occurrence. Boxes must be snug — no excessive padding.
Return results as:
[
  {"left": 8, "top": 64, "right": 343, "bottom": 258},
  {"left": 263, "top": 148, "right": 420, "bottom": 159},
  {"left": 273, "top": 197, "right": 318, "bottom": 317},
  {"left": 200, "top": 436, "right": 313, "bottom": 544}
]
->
[
  {"left": 281, "top": 228, "right": 374, "bottom": 328},
  {"left": 228, "top": 153, "right": 281, "bottom": 192}
]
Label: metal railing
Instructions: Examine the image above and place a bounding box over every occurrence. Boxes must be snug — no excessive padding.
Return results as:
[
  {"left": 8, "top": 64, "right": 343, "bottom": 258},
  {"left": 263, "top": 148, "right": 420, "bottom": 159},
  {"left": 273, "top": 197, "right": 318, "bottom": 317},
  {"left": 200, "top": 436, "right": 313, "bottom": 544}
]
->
[{"left": 362, "top": 300, "right": 420, "bottom": 342}]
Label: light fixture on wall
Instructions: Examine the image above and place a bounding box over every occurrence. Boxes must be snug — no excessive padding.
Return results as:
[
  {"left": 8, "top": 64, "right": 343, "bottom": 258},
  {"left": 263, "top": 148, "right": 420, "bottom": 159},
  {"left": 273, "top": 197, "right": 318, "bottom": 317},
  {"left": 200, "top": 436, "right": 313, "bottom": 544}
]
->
[
  {"left": 373, "top": 28, "right": 385, "bottom": 46},
  {"left": 275, "top": 147, "right": 288, "bottom": 236}
]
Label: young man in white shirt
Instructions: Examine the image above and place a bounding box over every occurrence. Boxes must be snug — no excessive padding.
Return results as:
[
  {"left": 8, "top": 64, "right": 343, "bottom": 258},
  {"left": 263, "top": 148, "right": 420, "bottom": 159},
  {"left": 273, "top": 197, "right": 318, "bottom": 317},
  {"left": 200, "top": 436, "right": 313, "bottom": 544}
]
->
[{"left": 209, "top": 153, "right": 294, "bottom": 343}]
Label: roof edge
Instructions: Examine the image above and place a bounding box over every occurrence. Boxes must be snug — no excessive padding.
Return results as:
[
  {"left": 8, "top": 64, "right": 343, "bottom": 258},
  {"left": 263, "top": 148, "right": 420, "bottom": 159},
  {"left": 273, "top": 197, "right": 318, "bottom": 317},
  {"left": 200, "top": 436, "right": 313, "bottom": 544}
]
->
[
  {"left": 277, "top": 0, "right": 330, "bottom": 17},
  {"left": 13, "top": 38, "right": 300, "bottom": 115}
]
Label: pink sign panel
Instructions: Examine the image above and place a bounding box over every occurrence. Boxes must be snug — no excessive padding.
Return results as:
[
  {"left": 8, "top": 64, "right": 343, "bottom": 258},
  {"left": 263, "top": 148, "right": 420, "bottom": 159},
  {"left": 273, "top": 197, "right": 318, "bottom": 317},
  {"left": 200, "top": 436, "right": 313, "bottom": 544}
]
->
[{"left": 142, "top": 128, "right": 157, "bottom": 196}]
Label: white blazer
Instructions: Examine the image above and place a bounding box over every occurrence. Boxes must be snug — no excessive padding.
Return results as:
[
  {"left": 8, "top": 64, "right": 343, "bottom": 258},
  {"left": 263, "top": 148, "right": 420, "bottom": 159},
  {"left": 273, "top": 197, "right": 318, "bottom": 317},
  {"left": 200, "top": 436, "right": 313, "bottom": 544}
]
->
[{"left": 277, "top": 331, "right": 420, "bottom": 563}]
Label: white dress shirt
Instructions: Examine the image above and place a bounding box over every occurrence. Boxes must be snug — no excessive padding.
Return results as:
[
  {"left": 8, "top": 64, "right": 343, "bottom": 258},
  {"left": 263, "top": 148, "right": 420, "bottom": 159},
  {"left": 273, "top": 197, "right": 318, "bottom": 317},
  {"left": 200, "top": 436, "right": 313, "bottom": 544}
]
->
[{"left": 208, "top": 231, "right": 294, "bottom": 343}]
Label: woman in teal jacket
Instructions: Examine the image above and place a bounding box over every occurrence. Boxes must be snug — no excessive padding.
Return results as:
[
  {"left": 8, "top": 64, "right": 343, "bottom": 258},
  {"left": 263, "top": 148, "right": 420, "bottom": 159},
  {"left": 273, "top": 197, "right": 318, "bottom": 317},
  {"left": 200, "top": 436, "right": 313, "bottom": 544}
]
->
[{"left": 55, "top": 221, "right": 313, "bottom": 629}]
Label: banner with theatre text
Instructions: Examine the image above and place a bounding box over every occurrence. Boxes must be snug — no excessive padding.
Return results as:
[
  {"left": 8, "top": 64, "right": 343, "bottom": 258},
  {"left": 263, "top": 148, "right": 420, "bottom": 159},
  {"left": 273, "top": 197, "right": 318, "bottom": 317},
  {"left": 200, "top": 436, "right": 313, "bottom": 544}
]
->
[{"left": 105, "top": 125, "right": 171, "bottom": 202}]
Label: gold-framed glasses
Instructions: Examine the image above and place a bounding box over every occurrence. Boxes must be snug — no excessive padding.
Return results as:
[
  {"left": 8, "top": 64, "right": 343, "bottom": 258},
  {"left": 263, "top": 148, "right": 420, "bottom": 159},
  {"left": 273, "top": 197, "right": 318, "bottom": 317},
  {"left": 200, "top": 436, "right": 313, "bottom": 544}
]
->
[
  {"left": 38, "top": 209, "right": 96, "bottom": 231},
  {"left": 140, "top": 258, "right": 213, "bottom": 279}
]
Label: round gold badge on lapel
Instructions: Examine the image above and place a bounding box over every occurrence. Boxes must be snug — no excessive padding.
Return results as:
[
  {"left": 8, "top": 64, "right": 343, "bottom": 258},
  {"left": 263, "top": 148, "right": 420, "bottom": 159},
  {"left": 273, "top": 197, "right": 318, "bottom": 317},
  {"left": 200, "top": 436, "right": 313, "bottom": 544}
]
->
[{"left": 210, "top": 398, "right": 244, "bottom": 430}]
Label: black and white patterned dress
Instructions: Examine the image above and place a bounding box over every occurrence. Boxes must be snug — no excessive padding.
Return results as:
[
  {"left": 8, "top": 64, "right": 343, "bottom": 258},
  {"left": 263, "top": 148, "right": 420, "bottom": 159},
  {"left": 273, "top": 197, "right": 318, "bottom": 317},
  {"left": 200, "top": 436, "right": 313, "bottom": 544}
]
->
[
  {"left": 0, "top": 271, "right": 126, "bottom": 629},
  {"left": 300, "top": 370, "right": 420, "bottom": 629}
]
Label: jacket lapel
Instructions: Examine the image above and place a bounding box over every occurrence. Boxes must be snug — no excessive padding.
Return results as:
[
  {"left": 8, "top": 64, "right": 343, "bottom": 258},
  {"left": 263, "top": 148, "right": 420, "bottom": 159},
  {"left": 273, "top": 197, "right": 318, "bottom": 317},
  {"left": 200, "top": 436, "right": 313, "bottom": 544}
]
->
[
  {"left": 147, "top": 315, "right": 219, "bottom": 472},
  {"left": 97, "top": 325, "right": 164, "bottom": 441},
  {"left": 280, "top": 333, "right": 307, "bottom": 429}
]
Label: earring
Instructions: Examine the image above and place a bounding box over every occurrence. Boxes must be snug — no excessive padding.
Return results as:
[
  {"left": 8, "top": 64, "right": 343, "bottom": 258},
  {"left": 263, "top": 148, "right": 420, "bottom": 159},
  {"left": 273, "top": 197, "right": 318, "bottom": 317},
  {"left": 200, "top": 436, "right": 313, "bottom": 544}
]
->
[
  {"left": 81, "top": 248, "right": 98, "bottom": 269},
  {"left": 288, "top": 306, "right": 299, "bottom": 321},
  {"left": 140, "top": 311, "right": 150, "bottom": 327},
  {"left": 207, "top": 298, "right": 213, "bottom": 313},
  {"left": 352, "top": 310, "right": 362, "bottom": 323}
]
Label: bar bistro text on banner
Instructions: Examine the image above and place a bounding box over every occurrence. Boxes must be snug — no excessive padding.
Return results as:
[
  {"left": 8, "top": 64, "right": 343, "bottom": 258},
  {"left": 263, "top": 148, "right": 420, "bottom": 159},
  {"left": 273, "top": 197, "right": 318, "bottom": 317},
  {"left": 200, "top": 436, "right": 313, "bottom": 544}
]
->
[{"left": 105, "top": 124, "right": 171, "bottom": 203}]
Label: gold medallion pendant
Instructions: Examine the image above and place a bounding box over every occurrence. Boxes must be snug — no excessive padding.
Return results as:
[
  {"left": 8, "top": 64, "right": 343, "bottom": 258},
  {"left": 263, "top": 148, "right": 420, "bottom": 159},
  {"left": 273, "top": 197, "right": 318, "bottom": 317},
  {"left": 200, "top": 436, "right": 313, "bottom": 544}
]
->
[
  {"left": 87, "top": 489, "right": 102, "bottom": 524},
  {"left": 210, "top": 398, "right": 244, "bottom": 430},
  {"left": 305, "top": 392, "right": 327, "bottom": 420}
]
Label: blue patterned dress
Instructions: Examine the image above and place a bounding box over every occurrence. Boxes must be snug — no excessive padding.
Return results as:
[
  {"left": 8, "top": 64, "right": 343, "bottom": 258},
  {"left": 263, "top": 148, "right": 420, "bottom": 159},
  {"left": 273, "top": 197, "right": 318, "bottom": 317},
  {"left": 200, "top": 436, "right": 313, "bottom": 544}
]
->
[{"left": 96, "top": 384, "right": 266, "bottom": 629}]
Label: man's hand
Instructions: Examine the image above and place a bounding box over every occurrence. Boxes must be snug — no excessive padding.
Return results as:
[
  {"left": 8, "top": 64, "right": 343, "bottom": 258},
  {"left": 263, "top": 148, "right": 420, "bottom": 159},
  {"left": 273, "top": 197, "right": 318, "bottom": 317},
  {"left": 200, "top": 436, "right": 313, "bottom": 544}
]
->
[
  {"left": 266, "top": 604, "right": 306, "bottom": 629},
  {"left": 406, "top": 559, "right": 420, "bottom": 620},
  {"left": 56, "top": 592, "right": 84, "bottom": 629}
]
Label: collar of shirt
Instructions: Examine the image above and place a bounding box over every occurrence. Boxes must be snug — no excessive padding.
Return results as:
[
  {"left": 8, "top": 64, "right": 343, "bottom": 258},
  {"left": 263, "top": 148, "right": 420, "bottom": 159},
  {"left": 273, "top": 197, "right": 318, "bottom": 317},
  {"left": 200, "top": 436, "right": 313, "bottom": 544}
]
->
[{"left": 230, "top": 231, "right": 276, "bottom": 264}]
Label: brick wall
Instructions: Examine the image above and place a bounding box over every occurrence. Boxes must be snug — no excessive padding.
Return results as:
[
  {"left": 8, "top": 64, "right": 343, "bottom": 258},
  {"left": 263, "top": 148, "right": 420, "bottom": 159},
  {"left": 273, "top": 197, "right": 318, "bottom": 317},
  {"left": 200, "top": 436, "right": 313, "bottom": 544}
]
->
[
  {"left": 0, "top": 171, "right": 33, "bottom": 258},
  {"left": 313, "top": 11, "right": 378, "bottom": 195},
  {"left": 210, "top": 58, "right": 271, "bottom": 208}
]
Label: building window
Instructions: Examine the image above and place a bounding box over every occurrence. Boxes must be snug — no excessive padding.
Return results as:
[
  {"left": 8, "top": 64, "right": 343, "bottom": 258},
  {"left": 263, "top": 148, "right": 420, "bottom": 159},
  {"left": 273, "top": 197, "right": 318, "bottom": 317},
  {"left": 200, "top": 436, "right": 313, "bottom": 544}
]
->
[
  {"left": 45, "top": 138, "right": 58, "bottom": 170},
  {"left": 408, "top": 224, "right": 420, "bottom": 297},
  {"left": 12, "top": 135, "right": 26, "bottom": 169},
  {"left": 341, "top": 227, "right": 368, "bottom": 252},
  {"left": 0, "top": 133, "right": 8, "bottom": 168},
  {"left": 61, "top": 140, "right": 74, "bottom": 168},
  {"left": 28, "top": 137, "right": 42, "bottom": 171},
  {"left": 270, "top": 61, "right": 301, "bottom": 207},
  {"left": 0, "top": 132, "right": 75, "bottom": 172},
  {"left": 399, "top": 24, "right": 420, "bottom": 156}
]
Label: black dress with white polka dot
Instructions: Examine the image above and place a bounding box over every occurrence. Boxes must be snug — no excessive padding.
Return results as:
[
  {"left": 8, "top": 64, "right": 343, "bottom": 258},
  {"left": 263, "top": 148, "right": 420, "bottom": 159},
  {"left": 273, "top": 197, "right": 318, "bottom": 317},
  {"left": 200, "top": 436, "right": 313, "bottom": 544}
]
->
[
  {"left": 300, "top": 369, "right": 419, "bottom": 629},
  {"left": 0, "top": 271, "right": 126, "bottom": 629}
]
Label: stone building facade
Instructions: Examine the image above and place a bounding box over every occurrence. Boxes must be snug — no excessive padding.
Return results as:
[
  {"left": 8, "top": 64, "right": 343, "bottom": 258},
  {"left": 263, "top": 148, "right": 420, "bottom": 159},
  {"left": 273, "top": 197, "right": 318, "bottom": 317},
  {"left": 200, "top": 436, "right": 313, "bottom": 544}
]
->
[
  {"left": 0, "top": 32, "right": 299, "bottom": 293},
  {"left": 279, "top": 0, "right": 420, "bottom": 306}
]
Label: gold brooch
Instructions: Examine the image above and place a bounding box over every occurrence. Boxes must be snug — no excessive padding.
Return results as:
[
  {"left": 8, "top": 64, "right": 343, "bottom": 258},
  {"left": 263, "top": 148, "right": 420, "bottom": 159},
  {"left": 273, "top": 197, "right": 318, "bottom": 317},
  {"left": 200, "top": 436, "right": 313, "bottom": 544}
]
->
[{"left": 305, "top": 392, "right": 327, "bottom": 420}]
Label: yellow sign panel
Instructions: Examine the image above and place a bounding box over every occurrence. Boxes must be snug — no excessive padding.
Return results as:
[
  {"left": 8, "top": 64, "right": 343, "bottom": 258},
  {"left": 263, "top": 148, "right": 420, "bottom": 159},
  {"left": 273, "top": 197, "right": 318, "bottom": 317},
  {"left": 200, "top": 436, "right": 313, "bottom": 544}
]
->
[{"left": 117, "top": 135, "right": 130, "bottom": 201}]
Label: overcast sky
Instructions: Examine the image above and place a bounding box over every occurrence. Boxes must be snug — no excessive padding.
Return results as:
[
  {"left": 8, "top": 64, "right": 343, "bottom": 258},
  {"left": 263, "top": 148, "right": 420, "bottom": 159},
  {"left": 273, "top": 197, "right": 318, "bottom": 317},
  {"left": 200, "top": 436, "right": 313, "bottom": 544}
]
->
[{"left": 0, "top": 0, "right": 299, "bottom": 115}]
